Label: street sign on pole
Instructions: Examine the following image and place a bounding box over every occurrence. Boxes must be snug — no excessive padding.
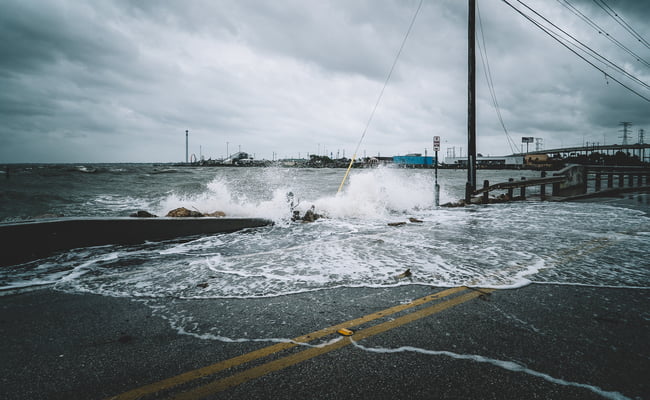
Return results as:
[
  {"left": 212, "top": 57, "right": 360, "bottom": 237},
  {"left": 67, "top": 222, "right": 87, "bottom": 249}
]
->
[
  {"left": 433, "top": 136, "right": 441, "bottom": 151},
  {"left": 433, "top": 136, "right": 440, "bottom": 206}
]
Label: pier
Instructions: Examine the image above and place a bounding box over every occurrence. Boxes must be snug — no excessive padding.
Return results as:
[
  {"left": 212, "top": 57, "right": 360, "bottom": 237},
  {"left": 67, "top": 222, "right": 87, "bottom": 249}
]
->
[{"left": 466, "top": 164, "right": 650, "bottom": 204}]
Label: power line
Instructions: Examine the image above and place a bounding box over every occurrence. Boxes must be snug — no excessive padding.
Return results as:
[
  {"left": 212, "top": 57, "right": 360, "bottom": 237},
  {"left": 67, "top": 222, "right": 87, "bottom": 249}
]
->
[
  {"left": 476, "top": 1, "right": 519, "bottom": 154},
  {"left": 556, "top": 0, "right": 650, "bottom": 69},
  {"left": 516, "top": 0, "right": 649, "bottom": 90},
  {"left": 351, "top": 0, "right": 423, "bottom": 159},
  {"left": 337, "top": 0, "right": 424, "bottom": 193},
  {"left": 501, "top": 0, "right": 650, "bottom": 103},
  {"left": 593, "top": 0, "right": 650, "bottom": 49}
]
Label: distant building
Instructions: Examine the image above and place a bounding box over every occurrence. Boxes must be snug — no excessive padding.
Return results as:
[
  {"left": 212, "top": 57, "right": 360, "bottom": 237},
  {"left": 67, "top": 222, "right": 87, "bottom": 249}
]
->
[
  {"left": 224, "top": 152, "right": 250, "bottom": 164},
  {"left": 524, "top": 154, "right": 553, "bottom": 169},
  {"left": 393, "top": 153, "right": 435, "bottom": 167},
  {"left": 444, "top": 155, "right": 524, "bottom": 167}
]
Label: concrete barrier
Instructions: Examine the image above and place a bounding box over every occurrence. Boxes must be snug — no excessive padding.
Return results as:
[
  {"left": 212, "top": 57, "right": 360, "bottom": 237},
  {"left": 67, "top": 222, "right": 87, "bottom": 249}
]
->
[
  {"left": 552, "top": 164, "right": 587, "bottom": 197},
  {"left": 0, "top": 217, "right": 273, "bottom": 266}
]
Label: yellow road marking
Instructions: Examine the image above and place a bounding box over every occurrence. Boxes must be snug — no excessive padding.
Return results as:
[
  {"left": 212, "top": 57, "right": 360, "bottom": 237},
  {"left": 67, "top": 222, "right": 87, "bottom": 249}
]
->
[
  {"left": 107, "top": 286, "right": 467, "bottom": 400},
  {"left": 172, "top": 289, "right": 494, "bottom": 400}
]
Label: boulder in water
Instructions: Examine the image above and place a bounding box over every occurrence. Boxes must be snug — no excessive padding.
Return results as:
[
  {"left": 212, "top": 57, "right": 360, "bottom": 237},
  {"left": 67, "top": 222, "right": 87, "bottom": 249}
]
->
[
  {"left": 301, "top": 205, "right": 322, "bottom": 222},
  {"left": 166, "top": 207, "right": 204, "bottom": 217},
  {"left": 130, "top": 210, "right": 157, "bottom": 218}
]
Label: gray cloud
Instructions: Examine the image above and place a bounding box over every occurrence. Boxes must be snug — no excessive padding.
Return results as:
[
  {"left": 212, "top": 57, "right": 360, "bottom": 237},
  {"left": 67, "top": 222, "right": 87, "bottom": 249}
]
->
[{"left": 0, "top": 0, "right": 648, "bottom": 162}]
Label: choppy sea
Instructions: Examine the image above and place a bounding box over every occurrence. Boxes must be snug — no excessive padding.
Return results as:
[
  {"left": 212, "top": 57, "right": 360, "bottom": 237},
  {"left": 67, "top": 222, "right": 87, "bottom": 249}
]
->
[{"left": 1, "top": 164, "right": 649, "bottom": 298}]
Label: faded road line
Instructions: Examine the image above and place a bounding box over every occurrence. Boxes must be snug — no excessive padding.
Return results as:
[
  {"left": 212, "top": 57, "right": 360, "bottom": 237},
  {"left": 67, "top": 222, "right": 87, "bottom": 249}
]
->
[
  {"left": 107, "top": 286, "right": 469, "bottom": 400},
  {"left": 171, "top": 288, "right": 494, "bottom": 400}
]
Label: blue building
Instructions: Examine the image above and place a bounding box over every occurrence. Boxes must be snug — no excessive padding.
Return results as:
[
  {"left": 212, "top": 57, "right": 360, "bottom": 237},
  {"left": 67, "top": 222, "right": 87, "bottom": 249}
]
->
[{"left": 393, "top": 153, "right": 436, "bottom": 166}]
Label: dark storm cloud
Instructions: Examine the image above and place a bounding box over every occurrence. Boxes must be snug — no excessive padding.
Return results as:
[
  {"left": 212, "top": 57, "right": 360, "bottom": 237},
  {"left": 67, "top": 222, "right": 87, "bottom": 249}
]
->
[
  {"left": 0, "top": 0, "right": 648, "bottom": 162},
  {"left": 0, "top": 2, "right": 137, "bottom": 74}
]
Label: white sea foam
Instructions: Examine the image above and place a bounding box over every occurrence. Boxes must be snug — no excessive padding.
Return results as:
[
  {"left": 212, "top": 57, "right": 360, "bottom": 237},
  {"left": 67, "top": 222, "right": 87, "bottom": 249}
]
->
[
  {"left": 2, "top": 168, "right": 649, "bottom": 297},
  {"left": 350, "top": 341, "right": 632, "bottom": 400}
]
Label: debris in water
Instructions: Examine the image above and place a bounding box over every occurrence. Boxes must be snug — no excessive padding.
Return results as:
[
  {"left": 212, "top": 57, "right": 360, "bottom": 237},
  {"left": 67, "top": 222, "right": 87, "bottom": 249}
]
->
[
  {"left": 409, "top": 217, "right": 423, "bottom": 223},
  {"left": 196, "top": 283, "right": 209, "bottom": 289},
  {"left": 337, "top": 328, "right": 355, "bottom": 336},
  {"left": 394, "top": 269, "right": 412, "bottom": 279},
  {"left": 387, "top": 222, "right": 406, "bottom": 227}
]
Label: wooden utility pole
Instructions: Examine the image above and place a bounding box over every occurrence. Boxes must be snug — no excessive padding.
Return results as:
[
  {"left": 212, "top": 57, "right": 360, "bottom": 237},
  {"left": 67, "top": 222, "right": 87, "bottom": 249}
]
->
[{"left": 466, "top": 0, "right": 477, "bottom": 202}]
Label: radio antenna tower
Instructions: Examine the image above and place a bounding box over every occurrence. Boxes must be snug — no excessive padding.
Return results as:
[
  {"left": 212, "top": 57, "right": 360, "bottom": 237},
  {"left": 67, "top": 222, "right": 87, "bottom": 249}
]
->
[
  {"left": 639, "top": 128, "right": 645, "bottom": 144},
  {"left": 619, "top": 122, "right": 632, "bottom": 145}
]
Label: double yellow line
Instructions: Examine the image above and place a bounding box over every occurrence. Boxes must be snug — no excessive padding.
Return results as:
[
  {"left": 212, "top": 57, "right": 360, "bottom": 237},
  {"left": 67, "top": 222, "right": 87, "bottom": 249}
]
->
[{"left": 108, "top": 286, "right": 491, "bottom": 400}]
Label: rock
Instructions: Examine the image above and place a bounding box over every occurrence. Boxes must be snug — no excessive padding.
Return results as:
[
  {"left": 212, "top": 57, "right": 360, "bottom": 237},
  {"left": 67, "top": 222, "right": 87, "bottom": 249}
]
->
[
  {"left": 394, "top": 269, "right": 412, "bottom": 279},
  {"left": 130, "top": 210, "right": 157, "bottom": 218},
  {"left": 409, "top": 217, "right": 423, "bottom": 223},
  {"left": 204, "top": 211, "right": 226, "bottom": 217},
  {"left": 166, "top": 207, "right": 204, "bottom": 217},
  {"left": 387, "top": 222, "right": 406, "bottom": 227},
  {"left": 302, "top": 206, "right": 321, "bottom": 222}
]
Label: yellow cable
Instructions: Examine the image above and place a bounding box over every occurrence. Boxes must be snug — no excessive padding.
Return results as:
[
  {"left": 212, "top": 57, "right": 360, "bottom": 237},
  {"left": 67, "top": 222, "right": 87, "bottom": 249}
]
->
[{"left": 337, "top": 155, "right": 356, "bottom": 194}]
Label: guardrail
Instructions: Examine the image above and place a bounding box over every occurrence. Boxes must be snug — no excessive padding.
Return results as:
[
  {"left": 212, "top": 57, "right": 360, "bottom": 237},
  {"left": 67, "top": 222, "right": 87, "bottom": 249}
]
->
[{"left": 467, "top": 165, "right": 650, "bottom": 204}]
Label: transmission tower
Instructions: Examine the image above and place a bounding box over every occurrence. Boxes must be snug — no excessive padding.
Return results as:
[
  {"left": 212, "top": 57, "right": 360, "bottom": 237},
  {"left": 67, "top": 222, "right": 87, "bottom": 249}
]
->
[
  {"left": 639, "top": 128, "right": 645, "bottom": 144},
  {"left": 619, "top": 122, "right": 632, "bottom": 145},
  {"left": 535, "top": 138, "right": 544, "bottom": 151}
]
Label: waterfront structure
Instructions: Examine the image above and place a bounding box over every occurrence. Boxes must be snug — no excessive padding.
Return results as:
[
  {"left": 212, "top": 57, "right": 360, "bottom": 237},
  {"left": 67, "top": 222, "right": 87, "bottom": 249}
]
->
[
  {"left": 445, "top": 155, "right": 523, "bottom": 168},
  {"left": 393, "top": 154, "right": 435, "bottom": 167}
]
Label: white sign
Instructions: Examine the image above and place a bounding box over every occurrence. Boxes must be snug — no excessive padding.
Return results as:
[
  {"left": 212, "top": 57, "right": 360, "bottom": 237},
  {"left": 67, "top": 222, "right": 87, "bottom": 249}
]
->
[{"left": 433, "top": 136, "right": 441, "bottom": 151}]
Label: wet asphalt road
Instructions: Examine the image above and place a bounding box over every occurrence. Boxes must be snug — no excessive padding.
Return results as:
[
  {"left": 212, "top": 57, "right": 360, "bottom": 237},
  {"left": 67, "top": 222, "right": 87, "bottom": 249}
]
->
[{"left": 1, "top": 284, "right": 648, "bottom": 400}]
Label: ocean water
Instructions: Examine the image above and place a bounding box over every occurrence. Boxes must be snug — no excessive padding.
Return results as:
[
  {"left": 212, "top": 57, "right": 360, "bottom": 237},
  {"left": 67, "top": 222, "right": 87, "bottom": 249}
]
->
[{"left": 1, "top": 164, "right": 649, "bottom": 298}]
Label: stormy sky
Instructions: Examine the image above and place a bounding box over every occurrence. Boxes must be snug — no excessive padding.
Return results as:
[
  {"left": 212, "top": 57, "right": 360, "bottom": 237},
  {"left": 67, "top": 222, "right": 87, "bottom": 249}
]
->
[{"left": 1, "top": 0, "right": 648, "bottom": 163}]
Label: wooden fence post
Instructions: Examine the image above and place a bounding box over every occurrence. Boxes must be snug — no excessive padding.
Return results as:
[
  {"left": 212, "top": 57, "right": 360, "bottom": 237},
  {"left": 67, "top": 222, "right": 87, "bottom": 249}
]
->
[
  {"left": 507, "top": 178, "right": 514, "bottom": 200},
  {"left": 482, "top": 180, "right": 489, "bottom": 204}
]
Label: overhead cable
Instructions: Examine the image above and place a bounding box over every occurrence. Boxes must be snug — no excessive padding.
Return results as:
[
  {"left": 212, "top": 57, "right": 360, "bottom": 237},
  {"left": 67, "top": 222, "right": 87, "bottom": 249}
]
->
[
  {"left": 337, "top": 0, "right": 424, "bottom": 193},
  {"left": 593, "top": 0, "right": 650, "bottom": 49},
  {"left": 501, "top": 0, "right": 650, "bottom": 103},
  {"left": 516, "top": 0, "right": 649, "bottom": 90},
  {"left": 557, "top": 0, "right": 650, "bottom": 68},
  {"left": 476, "top": 1, "right": 519, "bottom": 154}
]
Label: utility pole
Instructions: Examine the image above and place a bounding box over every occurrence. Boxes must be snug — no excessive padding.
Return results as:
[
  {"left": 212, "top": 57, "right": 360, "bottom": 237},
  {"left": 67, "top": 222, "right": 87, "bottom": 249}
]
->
[
  {"left": 640, "top": 129, "right": 646, "bottom": 163},
  {"left": 619, "top": 122, "right": 632, "bottom": 145},
  {"left": 466, "top": 0, "right": 477, "bottom": 203},
  {"left": 434, "top": 136, "right": 441, "bottom": 206},
  {"left": 185, "top": 130, "right": 189, "bottom": 163}
]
